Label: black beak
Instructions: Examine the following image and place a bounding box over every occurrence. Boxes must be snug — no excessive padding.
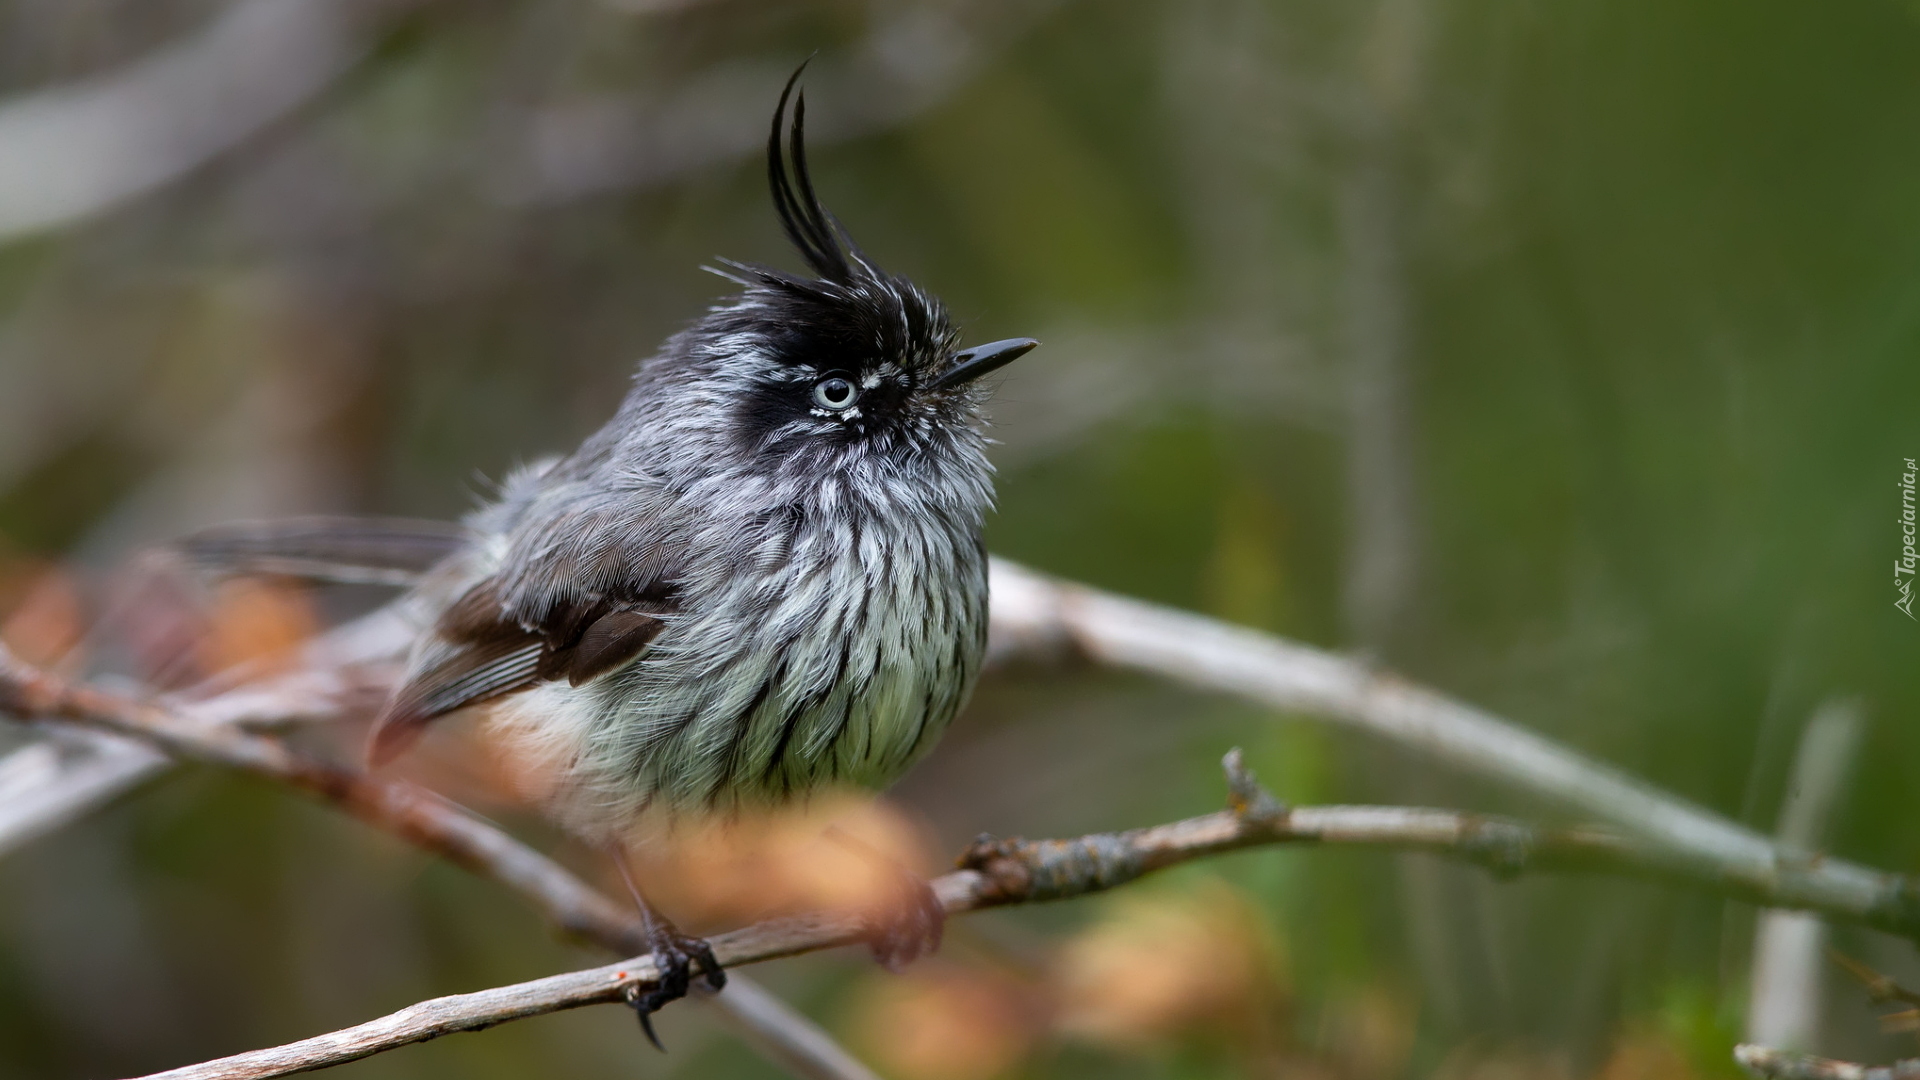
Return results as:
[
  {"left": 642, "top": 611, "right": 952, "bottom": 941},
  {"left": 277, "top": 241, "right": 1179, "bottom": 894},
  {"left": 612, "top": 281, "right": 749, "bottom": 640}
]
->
[{"left": 935, "top": 337, "right": 1040, "bottom": 390}]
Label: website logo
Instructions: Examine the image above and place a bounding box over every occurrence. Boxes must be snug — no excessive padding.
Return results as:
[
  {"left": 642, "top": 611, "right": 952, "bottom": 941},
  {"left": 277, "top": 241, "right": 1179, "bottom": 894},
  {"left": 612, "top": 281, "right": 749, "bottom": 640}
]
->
[{"left": 1899, "top": 457, "right": 1916, "bottom": 620}]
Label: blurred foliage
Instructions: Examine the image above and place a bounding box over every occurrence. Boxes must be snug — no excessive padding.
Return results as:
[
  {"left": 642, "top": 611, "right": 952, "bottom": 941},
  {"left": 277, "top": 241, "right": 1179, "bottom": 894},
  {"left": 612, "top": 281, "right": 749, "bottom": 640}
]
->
[{"left": 1, "top": 0, "right": 1918, "bottom": 1077}]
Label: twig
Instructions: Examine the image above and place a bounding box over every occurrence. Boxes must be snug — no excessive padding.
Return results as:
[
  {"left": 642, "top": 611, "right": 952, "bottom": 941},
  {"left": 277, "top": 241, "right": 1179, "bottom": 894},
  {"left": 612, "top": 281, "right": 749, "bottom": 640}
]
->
[
  {"left": 0, "top": 730, "right": 167, "bottom": 850},
  {"left": 1748, "top": 699, "right": 1866, "bottom": 1049},
  {"left": 171, "top": 599, "right": 423, "bottom": 724},
  {"left": 1831, "top": 952, "right": 1920, "bottom": 1035},
  {"left": 985, "top": 559, "right": 1920, "bottom": 941},
  {"left": 9, "top": 560, "right": 1920, "bottom": 1070},
  {"left": 701, "top": 976, "right": 884, "bottom": 1080},
  {"left": 3, "top": 559, "right": 1919, "bottom": 937},
  {"left": 1832, "top": 952, "right": 1920, "bottom": 1012},
  {"left": 0, "top": 601, "right": 411, "bottom": 857},
  {"left": 1736, "top": 1045, "right": 1920, "bottom": 1080},
  {"left": 5, "top": 634, "right": 1915, "bottom": 1077},
  {"left": 6, "top": 642, "right": 1915, "bottom": 948},
  {"left": 131, "top": 898, "right": 890, "bottom": 1080},
  {"left": 1, "top": 643, "right": 615, "bottom": 937},
  {"left": 0, "top": 643, "right": 880, "bottom": 1080},
  {"left": 113, "top": 746, "right": 1913, "bottom": 1080},
  {"left": 0, "top": 548, "right": 1914, "bottom": 1036},
  {"left": 132, "top": 954, "right": 670, "bottom": 1080},
  {"left": 17, "top": 555, "right": 1909, "bottom": 932}
]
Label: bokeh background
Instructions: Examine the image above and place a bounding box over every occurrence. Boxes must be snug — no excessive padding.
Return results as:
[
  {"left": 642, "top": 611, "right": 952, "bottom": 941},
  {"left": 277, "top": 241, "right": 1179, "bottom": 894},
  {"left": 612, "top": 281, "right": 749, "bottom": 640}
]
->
[{"left": 0, "top": 0, "right": 1917, "bottom": 1077}]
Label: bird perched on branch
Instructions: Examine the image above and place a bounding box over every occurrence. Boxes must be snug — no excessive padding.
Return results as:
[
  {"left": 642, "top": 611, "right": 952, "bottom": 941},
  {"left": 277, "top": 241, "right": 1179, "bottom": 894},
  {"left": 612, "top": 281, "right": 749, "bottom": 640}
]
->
[{"left": 182, "top": 67, "right": 1037, "bottom": 1044}]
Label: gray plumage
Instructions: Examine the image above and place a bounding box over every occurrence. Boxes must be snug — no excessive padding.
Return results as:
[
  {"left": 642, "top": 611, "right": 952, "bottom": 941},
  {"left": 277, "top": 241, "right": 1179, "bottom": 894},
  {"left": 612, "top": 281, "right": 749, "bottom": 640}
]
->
[{"left": 363, "top": 76, "right": 1035, "bottom": 842}]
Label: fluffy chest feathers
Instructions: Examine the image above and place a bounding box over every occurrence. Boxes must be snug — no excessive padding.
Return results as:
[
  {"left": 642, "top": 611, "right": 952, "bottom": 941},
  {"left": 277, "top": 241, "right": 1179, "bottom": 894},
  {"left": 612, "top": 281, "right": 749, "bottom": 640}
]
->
[{"left": 480, "top": 470, "right": 990, "bottom": 837}]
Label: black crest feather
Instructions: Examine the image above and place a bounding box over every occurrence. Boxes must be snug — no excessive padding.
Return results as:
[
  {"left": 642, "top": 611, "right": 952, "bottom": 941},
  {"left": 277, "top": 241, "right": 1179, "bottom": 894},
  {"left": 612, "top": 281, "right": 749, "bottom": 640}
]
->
[{"left": 769, "top": 63, "right": 863, "bottom": 284}]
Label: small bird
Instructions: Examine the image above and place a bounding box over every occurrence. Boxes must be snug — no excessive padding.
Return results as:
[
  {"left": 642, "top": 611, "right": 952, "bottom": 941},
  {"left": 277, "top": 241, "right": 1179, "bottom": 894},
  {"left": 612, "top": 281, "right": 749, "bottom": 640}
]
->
[{"left": 186, "top": 69, "right": 1036, "bottom": 1040}]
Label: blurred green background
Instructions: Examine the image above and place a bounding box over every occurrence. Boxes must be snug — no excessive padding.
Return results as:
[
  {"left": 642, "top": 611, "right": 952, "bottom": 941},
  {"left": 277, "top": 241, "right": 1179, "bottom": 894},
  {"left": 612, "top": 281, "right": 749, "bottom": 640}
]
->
[{"left": 0, "top": 0, "right": 1917, "bottom": 1077}]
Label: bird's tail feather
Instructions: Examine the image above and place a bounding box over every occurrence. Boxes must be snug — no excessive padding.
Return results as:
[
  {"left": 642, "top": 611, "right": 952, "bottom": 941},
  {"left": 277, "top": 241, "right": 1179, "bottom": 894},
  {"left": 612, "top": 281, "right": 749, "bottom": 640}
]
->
[{"left": 175, "top": 516, "right": 467, "bottom": 586}]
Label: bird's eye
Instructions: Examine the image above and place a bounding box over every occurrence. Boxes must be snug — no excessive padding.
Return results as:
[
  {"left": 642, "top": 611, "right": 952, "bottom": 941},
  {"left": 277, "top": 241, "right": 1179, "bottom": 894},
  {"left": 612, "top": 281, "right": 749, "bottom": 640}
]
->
[{"left": 812, "top": 374, "right": 859, "bottom": 411}]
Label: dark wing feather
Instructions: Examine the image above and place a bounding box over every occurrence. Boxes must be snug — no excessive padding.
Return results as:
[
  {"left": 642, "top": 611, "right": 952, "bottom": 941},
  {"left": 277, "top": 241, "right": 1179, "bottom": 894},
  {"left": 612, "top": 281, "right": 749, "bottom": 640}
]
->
[
  {"left": 566, "top": 609, "right": 667, "bottom": 686},
  {"left": 369, "top": 634, "right": 545, "bottom": 765},
  {"left": 178, "top": 516, "right": 467, "bottom": 586},
  {"left": 367, "top": 571, "right": 676, "bottom": 766}
]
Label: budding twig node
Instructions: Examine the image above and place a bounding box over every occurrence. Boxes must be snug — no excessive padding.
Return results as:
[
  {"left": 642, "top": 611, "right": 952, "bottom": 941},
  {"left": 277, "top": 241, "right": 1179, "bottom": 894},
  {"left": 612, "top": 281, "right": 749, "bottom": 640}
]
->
[{"left": 1221, "top": 748, "right": 1287, "bottom": 825}]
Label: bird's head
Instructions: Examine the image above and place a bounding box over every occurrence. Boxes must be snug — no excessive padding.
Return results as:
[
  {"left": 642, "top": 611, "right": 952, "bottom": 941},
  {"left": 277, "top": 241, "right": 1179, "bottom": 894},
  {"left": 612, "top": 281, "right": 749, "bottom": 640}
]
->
[{"left": 653, "top": 69, "right": 1037, "bottom": 485}]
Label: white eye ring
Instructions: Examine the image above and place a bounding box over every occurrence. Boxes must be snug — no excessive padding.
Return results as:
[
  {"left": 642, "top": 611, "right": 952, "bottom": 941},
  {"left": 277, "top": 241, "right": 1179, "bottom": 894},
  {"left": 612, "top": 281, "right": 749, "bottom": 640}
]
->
[{"left": 812, "top": 374, "right": 859, "bottom": 411}]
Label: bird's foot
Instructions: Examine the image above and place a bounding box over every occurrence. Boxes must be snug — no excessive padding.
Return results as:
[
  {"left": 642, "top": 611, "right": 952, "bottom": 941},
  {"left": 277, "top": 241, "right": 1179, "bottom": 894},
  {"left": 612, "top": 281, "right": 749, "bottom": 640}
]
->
[
  {"left": 865, "top": 869, "right": 946, "bottom": 972},
  {"left": 623, "top": 921, "right": 726, "bottom": 1052}
]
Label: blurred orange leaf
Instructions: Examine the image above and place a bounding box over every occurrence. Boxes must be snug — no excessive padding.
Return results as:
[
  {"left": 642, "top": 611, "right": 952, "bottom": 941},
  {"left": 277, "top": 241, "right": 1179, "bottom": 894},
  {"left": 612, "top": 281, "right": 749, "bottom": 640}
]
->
[
  {"left": 848, "top": 965, "right": 1037, "bottom": 1080},
  {"left": 197, "top": 577, "right": 316, "bottom": 675},
  {"left": 618, "top": 793, "right": 934, "bottom": 928},
  {"left": 0, "top": 563, "right": 87, "bottom": 670},
  {"left": 1052, "top": 878, "right": 1284, "bottom": 1050}
]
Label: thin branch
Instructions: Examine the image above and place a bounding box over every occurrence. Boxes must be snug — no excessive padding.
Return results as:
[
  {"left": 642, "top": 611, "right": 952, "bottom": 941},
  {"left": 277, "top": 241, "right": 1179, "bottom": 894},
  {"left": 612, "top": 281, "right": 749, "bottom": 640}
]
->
[
  {"left": 1748, "top": 699, "right": 1867, "bottom": 1049},
  {"left": 7, "top": 636, "right": 1917, "bottom": 1077},
  {"left": 131, "top": 954, "right": 669, "bottom": 1080},
  {"left": 116, "top": 744, "right": 1911, "bottom": 1080},
  {"left": 9, "top": 638, "right": 1918, "bottom": 943},
  {"left": 1832, "top": 952, "right": 1920, "bottom": 1012},
  {"left": 132, "top": 899, "right": 890, "bottom": 1080},
  {"left": 2, "top": 643, "right": 613, "bottom": 937},
  {"left": 14, "top": 554, "right": 1901, "bottom": 923},
  {"left": 0, "top": 600, "right": 411, "bottom": 857},
  {"left": 0, "top": 643, "right": 879, "bottom": 1080},
  {"left": 4, "top": 558, "right": 1920, "bottom": 945},
  {"left": 701, "top": 977, "right": 884, "bottom": 1080},
  {"left": 170, "top": 599, "right": 423, "bottom": 725},
  {"left": 984, "top": 559, "right": 1920, "bottom": 941},
  {"left": 0, "top": 729, "right": 167, "bottom": 850},
  {"left": 1831, "top": 952, "right": 1920, "bottom": 1034},
  {"left": 1736, "top": 1045, "right": 1920, "bottom": 1080}
]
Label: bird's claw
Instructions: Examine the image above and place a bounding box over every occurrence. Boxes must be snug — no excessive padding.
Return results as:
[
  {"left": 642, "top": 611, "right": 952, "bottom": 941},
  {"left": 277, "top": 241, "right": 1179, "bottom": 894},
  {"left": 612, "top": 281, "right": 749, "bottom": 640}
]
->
[
  {"left": 623, "top": 923, "right": 725, "bottom": 1051},
  {"left": 866, "top": 871, "right": 946, "bottom": 972}
]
